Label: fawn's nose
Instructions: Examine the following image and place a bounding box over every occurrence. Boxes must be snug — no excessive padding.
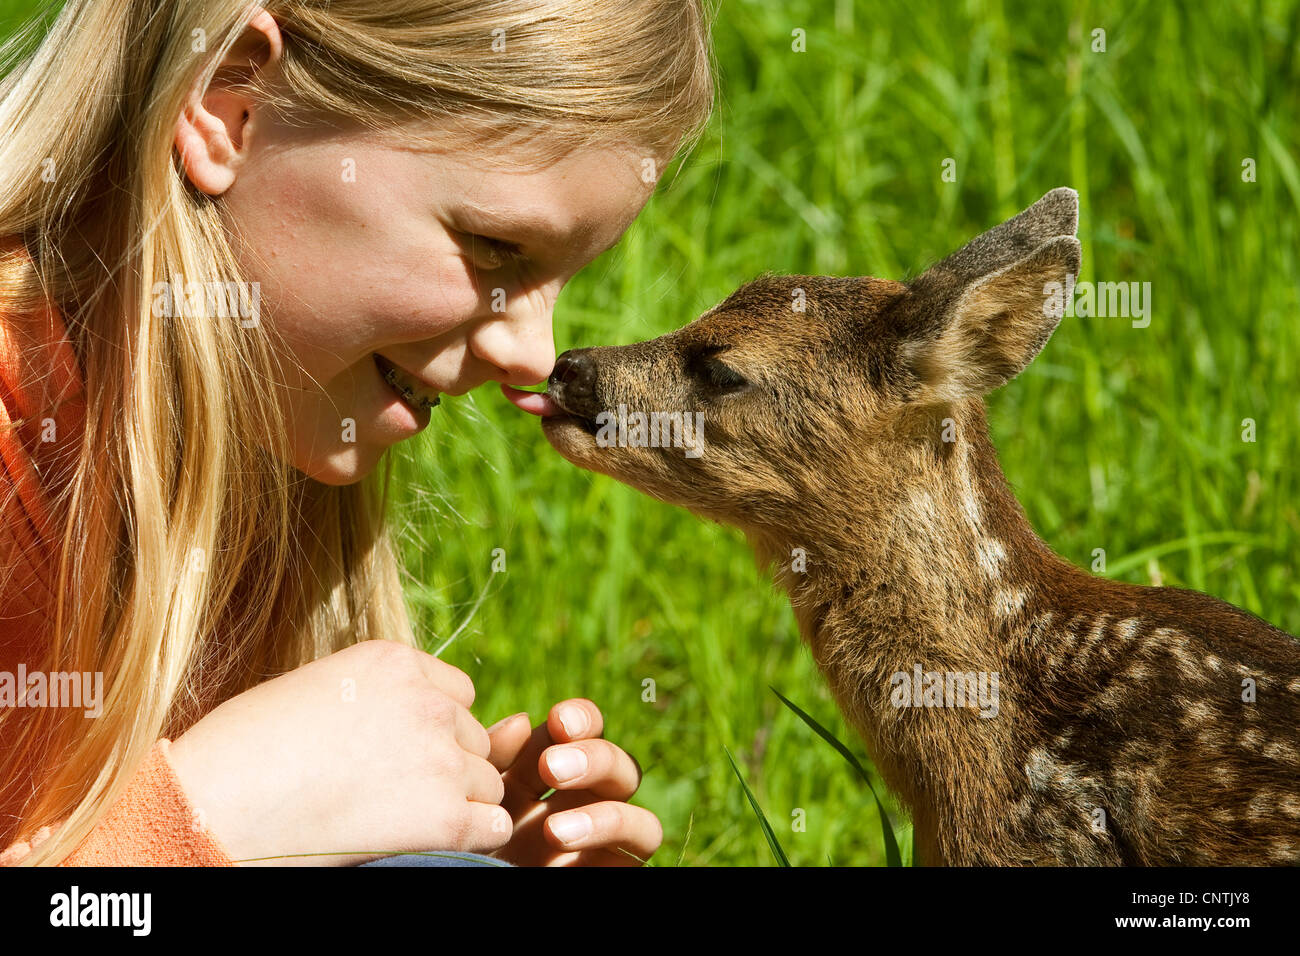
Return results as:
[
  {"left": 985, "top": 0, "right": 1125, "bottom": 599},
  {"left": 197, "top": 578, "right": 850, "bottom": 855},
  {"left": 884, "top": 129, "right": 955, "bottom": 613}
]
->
[{"left": 548, "top": 349, "right": 598, "bottom": 413}]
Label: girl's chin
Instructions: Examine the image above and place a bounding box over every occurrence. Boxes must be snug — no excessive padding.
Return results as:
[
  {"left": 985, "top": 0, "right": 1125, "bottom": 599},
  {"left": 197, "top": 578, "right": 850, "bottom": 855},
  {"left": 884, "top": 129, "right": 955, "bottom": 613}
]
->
[
  {"left": 280, "top": 376, "right": 434, "bottom": 484},
  {"left": 289, "top": 431, "right": 390, "bottom": 487},
  {"left": 294, "top": 450, "right": 376, "bottom": 487}
]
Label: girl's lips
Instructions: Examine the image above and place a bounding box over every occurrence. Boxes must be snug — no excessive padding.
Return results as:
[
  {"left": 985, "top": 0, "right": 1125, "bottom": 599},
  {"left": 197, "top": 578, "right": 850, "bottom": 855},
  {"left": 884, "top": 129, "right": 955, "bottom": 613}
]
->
[{"left": 501, "top": 383, "right": 561, "bottom": 417}]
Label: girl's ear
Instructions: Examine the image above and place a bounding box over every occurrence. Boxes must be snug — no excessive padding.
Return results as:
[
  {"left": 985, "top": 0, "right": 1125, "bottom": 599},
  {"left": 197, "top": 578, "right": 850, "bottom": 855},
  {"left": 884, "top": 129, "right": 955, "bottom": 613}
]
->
[{"left": 173, "top": 9, "right": 284, "bottom": 196}]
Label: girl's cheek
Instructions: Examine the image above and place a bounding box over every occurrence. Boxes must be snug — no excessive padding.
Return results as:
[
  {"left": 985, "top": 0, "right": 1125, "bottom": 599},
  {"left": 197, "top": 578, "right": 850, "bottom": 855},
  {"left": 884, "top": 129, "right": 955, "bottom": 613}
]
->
[{"left": 368, "top": 262, "right": 493, "bottom": 343}]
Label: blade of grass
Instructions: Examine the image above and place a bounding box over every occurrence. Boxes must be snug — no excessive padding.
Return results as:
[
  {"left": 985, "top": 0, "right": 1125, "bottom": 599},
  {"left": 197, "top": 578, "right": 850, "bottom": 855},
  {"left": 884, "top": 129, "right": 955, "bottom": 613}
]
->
[
  {"left": 1102, "top": 531, "right": 1269, "bottom": 578},
  {"left": 674, "top": 811, "right": 695, "bottom": 868},
  {"left": 723, "top": 746, "right": 790, "bottom": 867},
  {"left": 772, "top": 687, "right": 904, "bottom": 868}
]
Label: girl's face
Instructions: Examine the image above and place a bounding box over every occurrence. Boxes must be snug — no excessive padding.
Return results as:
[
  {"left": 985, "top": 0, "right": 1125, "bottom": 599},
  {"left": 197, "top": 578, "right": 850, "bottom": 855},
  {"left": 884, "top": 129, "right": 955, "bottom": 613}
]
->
[{"left": 215, "top": 113, "right": 658, "bottom": 485}]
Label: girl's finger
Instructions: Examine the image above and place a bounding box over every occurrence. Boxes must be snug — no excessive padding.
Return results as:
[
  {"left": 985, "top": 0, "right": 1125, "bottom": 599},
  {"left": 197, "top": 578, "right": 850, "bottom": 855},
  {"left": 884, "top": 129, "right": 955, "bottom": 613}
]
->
[
  {"left": 539, "top": 738, "right": 642, "bottom": 799},
  {"left": 545, "top": 698, "right": 605, "bottom": 743},
  {"left": 498, "top": 701, "right": 615, "bottom": 799},
  {"left": 499, "top": 721, "right": 559, "bottom": 799},
  {"left": 542, "top": 801, "right": 663, "bottom": 861},
  {"left": 411, "top": 652, "right": 477, "bottom": 710},
  {"left": 459, "top": 801, "right": 514, "bottom": 854},
  {"left": 452, "top": 702, "right": 492, "bottom": 759},
  {"left": 485, "top": 712, "right": 532, "bottom": 772},
  {"left": 464, "top": 753, "right": 507, "bottom": 807}
]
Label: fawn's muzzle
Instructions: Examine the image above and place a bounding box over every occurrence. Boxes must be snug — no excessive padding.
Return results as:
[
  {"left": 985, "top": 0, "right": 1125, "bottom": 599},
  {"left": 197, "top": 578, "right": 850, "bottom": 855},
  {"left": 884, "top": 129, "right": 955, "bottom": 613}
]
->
[{"left": 548, "top": 349, "right": 601, "bottom": 418}]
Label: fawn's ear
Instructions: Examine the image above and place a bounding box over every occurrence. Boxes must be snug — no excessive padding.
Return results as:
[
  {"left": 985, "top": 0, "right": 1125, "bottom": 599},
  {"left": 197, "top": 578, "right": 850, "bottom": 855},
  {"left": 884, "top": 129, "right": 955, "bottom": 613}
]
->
[{"left": 900, "top": 188, "right": 1080, "bottom": 402}]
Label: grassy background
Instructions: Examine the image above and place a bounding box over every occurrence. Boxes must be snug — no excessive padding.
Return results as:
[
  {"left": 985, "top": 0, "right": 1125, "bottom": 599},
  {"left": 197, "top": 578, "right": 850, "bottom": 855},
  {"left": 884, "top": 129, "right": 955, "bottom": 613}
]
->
[{"left": 6, "top": 0, "right": 1299, "bottom": 866}]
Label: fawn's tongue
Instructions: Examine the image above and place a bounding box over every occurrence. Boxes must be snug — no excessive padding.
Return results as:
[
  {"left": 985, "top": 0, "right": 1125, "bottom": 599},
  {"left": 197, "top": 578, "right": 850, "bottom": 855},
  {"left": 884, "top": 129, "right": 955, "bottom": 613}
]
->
[{"left": 501, "top": 383, "right": 561, "bottom": 417}]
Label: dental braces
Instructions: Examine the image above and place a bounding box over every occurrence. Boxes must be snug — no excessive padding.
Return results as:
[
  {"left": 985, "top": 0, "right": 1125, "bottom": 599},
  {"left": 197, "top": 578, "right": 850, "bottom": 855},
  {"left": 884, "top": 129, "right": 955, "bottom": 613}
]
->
[{"left": 382, "top": 365, "right": 440, "bottom": 410}]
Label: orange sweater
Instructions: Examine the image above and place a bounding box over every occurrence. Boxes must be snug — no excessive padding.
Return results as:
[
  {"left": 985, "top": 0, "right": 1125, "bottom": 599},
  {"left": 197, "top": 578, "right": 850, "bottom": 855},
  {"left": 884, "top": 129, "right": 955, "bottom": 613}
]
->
[{"left": 0, "top": 243, "right": 234, "bottom": 865}]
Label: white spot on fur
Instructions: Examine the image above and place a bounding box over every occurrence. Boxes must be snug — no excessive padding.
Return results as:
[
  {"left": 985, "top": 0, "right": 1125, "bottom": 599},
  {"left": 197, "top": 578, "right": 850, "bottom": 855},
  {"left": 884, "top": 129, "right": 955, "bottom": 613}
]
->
[
  {"left": 1185, "top": 701, "right": 1215, "bottom": 723},
  {"left": 1152, "top": 627, "right": 1201, "bottom": 681},
  {"left": 1114, "top": 618, "right": 1141, "bottom": 640},
  {"left": 1263, "top": 740, "right": 1299, "bottom": 764},
  {"left": 977, "top": 537, "right": 1006, "bottom": 579},
  {"left": 1087, "top": 616, "right": 1110, "bottom": 647},
  {"left": 1024, "top": 747, "right": 1095, "bottom": 793},
  {"left": 1074, "top": 615, "right": 1110, "bottom": 668},
  {"left": 1096, "top": 681, "right": 1130, "bottom": 712},
  {"left": 995, "top": 587, "right": 1027, "bottom": 617},
  {"left": 1248, "top": 790, "right": 1276, "bottom": 820},
  {"left": 1025, "top": 747, "right": 1053, "bottom": 791},
  {"left": 1269, "top": 842, "right": 1297, "bottom": 863},
  {"left": 954, "top": 460, "right": 1006, "bottom": 583},
  {"left": 910, "top": 488, "right": 939, "bottom": 522},
  {"left": 959, "top": 481, "right": 981, "bottom": 530}
]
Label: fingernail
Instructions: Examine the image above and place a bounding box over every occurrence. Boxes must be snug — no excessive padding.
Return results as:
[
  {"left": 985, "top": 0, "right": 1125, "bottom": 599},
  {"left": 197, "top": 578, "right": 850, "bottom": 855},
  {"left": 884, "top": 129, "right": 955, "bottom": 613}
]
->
[
  {"left": 557, "top": 703, "right": 589, "bottom": 738},
  {"left": 486, "top": 712, "right": 528, "bottom": 734},
  {"left": 544, "top": 746, "right": 588, "bottom": 783},
  {"left": 549, "top": 811, "right": 592, "bottom": 845}
]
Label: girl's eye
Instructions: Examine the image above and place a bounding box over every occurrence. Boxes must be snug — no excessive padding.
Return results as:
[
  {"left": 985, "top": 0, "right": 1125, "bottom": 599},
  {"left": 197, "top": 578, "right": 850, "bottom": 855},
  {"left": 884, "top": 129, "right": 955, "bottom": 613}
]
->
[{"left": 462, "top": 231, "right": 525, "bottom": 270}]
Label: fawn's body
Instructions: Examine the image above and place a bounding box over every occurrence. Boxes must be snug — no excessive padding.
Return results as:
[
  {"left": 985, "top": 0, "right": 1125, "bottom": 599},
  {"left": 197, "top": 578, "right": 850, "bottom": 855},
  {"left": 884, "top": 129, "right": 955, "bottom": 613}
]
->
[
  {"left": 536, "top": 189, "right": 1300, "bottom": 865},
  {"left": 755, "top": 397, "right": 1299, "bottom": 864}
]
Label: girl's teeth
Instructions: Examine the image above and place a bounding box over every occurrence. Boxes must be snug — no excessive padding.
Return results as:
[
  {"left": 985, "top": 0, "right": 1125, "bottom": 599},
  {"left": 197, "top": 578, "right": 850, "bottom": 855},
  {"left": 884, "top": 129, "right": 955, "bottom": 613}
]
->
[{"left": 380, "top": 360, "right": 439, "bottom": 411}]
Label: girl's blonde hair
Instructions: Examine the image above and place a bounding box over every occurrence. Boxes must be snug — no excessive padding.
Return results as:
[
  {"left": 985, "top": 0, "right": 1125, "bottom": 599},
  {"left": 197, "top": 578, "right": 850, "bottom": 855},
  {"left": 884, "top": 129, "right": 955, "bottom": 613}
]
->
[{"left": 0, "top": 0, "right": 714, "bottom": 864}]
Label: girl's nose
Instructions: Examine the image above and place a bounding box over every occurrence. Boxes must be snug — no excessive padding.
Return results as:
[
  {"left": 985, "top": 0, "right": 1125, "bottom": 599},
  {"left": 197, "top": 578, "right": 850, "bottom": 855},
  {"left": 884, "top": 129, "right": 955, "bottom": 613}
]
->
[{"left": 468, "top": 290, "right": 557, "bottom": 385}]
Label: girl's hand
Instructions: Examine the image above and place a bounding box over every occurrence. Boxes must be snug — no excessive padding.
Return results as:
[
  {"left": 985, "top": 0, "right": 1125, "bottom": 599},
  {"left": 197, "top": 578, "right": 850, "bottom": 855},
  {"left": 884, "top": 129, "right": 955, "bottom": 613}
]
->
[
  {"left": 485, "top": 699, "right": 662, "bottom": 866},
  {"left": 168, "top": 640, "right": 512, "bottom": 866}
]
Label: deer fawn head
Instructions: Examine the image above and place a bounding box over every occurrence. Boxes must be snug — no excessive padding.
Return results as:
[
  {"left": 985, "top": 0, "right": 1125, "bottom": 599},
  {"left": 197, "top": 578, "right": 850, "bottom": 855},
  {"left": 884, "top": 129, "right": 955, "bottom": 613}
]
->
[{"left": 539, "top": 188, "right": 1080, "bottom": 543}]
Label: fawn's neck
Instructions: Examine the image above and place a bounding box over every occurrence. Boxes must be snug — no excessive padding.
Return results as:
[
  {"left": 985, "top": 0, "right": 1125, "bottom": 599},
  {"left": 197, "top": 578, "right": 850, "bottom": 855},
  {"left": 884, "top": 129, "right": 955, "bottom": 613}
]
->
[
  {"left": 744, "top": 400, "right": 1091, "bottom": 851},
  {"left": 748, "top": 399, "right": 1076, "bottom": 644}
]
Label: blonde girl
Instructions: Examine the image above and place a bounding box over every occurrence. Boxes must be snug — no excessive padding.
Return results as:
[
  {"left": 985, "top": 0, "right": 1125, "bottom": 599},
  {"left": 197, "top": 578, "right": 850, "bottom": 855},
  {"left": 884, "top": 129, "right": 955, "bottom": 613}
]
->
[{"left": 0, "top": 0, "right": 713, "bottom": 865}]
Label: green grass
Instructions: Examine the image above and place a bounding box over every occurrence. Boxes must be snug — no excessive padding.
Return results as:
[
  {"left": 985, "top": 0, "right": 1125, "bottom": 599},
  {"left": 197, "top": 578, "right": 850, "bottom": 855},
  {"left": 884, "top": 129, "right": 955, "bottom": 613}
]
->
[{"left": 6, "top": 0, "right": 1298, "bottom": 866}]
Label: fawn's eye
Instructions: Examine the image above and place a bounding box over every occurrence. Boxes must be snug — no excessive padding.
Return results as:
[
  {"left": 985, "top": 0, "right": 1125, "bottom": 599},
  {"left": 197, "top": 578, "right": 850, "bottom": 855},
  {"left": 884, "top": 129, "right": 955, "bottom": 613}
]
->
[{"left": 689, "top": 346, "right": 749, "bottom": 392}]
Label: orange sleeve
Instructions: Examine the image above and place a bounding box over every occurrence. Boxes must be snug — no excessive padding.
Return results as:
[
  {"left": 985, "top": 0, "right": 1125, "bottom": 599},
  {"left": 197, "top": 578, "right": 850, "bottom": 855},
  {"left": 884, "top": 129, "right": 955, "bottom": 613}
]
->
[{"left": 1, "top": 739, "right": 237, "bottom": 866}]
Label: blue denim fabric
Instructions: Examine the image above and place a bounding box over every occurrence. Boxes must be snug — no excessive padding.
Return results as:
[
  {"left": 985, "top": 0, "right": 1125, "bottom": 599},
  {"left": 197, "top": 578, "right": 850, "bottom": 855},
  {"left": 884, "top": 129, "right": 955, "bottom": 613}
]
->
[{"left": 359, "top": 851, "right": 513, "bottom": 867}]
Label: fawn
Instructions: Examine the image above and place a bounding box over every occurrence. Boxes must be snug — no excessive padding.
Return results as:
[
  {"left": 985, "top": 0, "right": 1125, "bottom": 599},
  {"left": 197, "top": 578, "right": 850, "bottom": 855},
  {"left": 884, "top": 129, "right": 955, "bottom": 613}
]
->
[{"left": 522, "top": 187, "right": 1300, "bottom": 865}]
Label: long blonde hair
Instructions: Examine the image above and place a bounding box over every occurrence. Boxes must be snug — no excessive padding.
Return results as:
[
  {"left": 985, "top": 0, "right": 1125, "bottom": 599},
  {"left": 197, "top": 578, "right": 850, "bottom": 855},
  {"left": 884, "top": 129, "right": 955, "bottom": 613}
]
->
[{"left": 0, "top": 0, "right": 714, "bottom": 864}]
